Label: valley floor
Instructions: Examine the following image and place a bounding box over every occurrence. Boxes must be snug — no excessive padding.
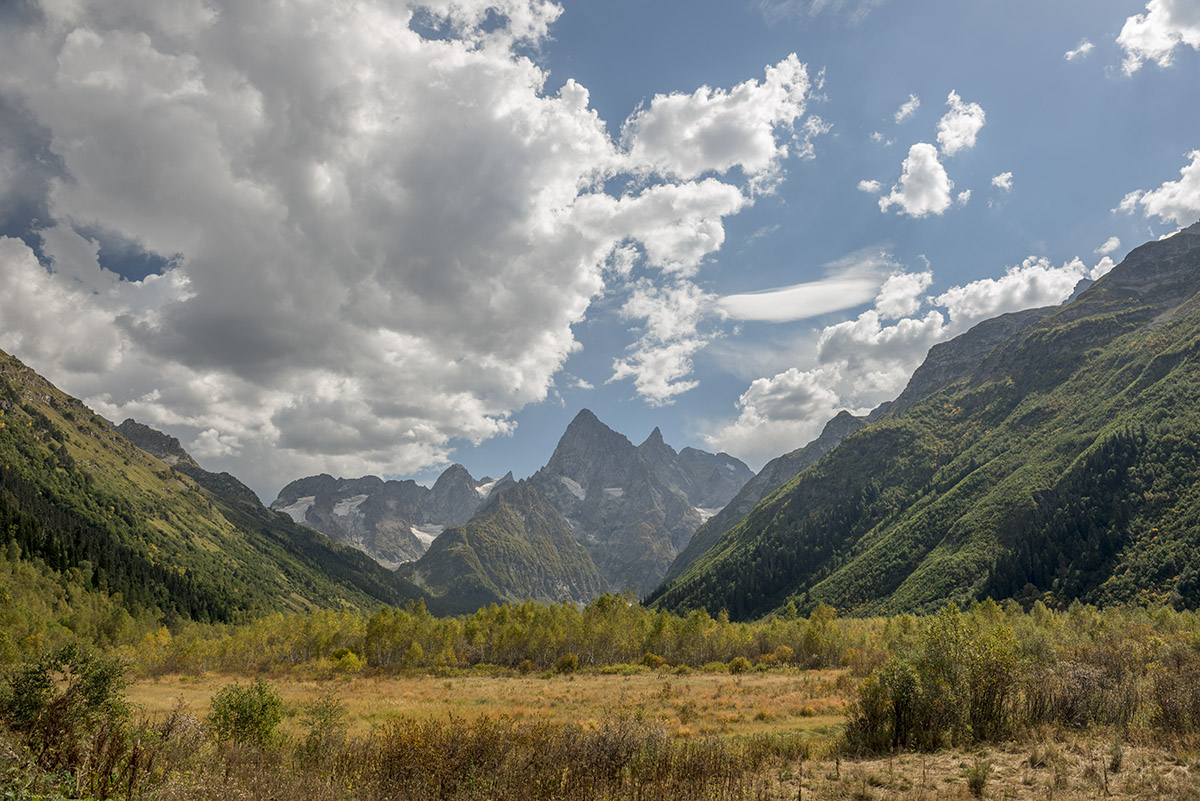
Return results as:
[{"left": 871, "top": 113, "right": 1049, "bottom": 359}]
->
[
  {"left": 113, "top": 670, "right": 1200, "bottom": 800},
  {"left": 126, "top": 668, "right": 849, "bottom": 740}
]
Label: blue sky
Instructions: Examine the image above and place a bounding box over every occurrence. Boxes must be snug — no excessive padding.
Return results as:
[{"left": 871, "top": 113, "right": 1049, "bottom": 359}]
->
[{"left": 0, "top": 0, "right": 1198, "bottom": 498}]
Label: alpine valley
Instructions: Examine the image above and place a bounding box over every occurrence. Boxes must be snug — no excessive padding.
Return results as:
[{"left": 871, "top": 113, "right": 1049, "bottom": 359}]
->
[{"left": 3, "top": 224, "right": 1200, "bottom": 627}]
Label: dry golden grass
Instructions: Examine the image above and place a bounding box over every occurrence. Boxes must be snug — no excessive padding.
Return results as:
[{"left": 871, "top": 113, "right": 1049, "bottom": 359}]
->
[
  {"left": 790, "top": 738, "right": 1200, "bottom": 800},
  {"left": 127, "top": 667, "right": 850, "bottom": 740}
]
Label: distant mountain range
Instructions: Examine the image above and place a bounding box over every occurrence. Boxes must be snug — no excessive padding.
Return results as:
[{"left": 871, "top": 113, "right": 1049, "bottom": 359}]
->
[
  {"left": 271, "top": 467, "right": 515, "bottom": 569},
  {"left": 649, "top": 221, "right": 1200, "bottom": 617},
  {"left": 273, "top": 407, "right": 753, "bottom": 598}
]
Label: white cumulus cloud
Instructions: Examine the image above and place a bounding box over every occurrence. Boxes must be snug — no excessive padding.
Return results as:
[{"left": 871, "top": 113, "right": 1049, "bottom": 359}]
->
[
  {"left": 708, "top": 254, "right": 1104, "bottom": 466},
  {"left": 936, "top": 91, "right": 986, "bottom": 157},
  {"left": 621, "top": 54, "right": 813, "bottom": 191},
  {"left": 1095, "top": 236, "right": 1121, "bottom": 255},
  {"left": 874, "top": 271, "right": 933, "bottom": 319},
  {"left": 1117, "top": 150, "right": 1200, "bottom": 227},
  {"left": 992, "top": 172, "right": 1013, "bottom": 191},
  {"left": 858, "top": 179, "right": 883, "bottom": 193},
  {"left": 1118, "top": 0, "right": 1200, "bottom": 74},
  {"left": 609, "top": 280, "right": 719, "bottom": 405},
  {"left": 879, "top": 143, "right": 954, "bottom": 218}
]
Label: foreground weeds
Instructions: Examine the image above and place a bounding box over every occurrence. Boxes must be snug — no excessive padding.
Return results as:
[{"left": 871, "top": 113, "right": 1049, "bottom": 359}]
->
[{"left": 24, "top": 713, "right": 810, "bottom": 801}]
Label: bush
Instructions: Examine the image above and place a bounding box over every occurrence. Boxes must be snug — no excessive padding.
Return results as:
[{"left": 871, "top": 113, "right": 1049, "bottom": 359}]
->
[
  {"left": 207, "top": 679, "right": 284, "bottom": 748},
  {"left": 0, "top": 643, "right": 129, "bottom": 771},
  {"left": 845, "top": 605, "right": 1019, "bottom": 752},
  {"left": 728, "top": 657, "right": 751, "bottom": 674},
  {"left": 554, "top": 653, "right": 579, "bottom": 674},
  {"left": 641, "top": 653, "right": 666, "bottom": 669}
]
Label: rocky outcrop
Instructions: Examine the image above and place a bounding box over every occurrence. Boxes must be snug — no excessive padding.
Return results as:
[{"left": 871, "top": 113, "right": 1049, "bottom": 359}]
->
[
  {"left": 115, "top": 419, "right": 261, "bottom": 506},
  {"left": 637, "top": 427, "right": 753, "bottom": 510}
]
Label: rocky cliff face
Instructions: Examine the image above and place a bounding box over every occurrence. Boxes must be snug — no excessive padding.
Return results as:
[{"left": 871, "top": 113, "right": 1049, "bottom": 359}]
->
[
  {"left": 637, "top": 427, "right": 753, "bottom": 511},
  {"left": 528, "top": 410, "right": 713, "bottom": 596}
]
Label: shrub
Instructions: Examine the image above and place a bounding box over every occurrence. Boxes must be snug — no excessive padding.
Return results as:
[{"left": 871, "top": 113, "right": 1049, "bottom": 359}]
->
[
  {"left": 966, "top": 756, "right": 991, "bottom": 798},
  {"left": 844, "top": 605, "right": 1019, "bottom": 752},
  {"left": 641, "top": 653, "right": 666, "bottom": 669},
  {"left": 207, "top": 679, "right": 284, "bottom": 748},
  {"left": 298, "top": 691, "right": 347, "bottom": 763},
  {"left": 554, "top": 653, "right": 578, "bottom": 674},
  {"left": 332, "top": 650, "right": 363, "bottom": 674},
  {"left": 728, "top": 657, "right": 751, "bottom": 674},
  {"left": 0, "top": 643, "right": 129, "bottom": 771}
]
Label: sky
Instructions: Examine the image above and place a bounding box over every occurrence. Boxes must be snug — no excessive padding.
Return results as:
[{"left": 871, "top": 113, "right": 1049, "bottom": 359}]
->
[{"left": 1, "top": 0, "right": 1199, "bottom": 501}]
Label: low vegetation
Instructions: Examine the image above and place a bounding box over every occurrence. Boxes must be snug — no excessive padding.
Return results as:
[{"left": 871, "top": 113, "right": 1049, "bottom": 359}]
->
[{"left": 3, "top": 597, "right": 1200, "bottom": 798}]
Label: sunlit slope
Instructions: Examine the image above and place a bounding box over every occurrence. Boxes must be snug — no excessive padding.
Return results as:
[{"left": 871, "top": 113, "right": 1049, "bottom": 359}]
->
[
  {"left": 0, "top": 351, "right": 421, "bottom": 621},
  {"left": 401, "top": 482, "right": 605, "bottom": 614},
  {"left": 650, "top": 225, "right": 1200, "bottom": 617}
]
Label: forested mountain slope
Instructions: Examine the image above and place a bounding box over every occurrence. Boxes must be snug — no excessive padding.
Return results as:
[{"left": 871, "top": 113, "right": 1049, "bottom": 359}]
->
[
  {"left": 0, "top": 351, "right": 423, "bottom": 622},
  {"left": 650, "top": 223, "right": 1200, "bottom": 618},
  {"left": 399, "top": 481, "right": 605, "bottom": 614}
]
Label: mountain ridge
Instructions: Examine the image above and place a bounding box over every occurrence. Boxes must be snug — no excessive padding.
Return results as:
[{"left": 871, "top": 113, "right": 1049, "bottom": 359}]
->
[{"left": 649, "top": 224, "right": 1200, "bottom": 617}]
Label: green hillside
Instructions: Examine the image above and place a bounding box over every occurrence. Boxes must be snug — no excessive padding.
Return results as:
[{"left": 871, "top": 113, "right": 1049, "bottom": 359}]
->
[
  {"left": 0, "top": 350, "right": 422, "bottom": 625},
  {"left": 400, "top": 482, "right": 605, "bottom": 614},
  {"left": 649, "top": 224, "right": 1200, "bottom": 618}
]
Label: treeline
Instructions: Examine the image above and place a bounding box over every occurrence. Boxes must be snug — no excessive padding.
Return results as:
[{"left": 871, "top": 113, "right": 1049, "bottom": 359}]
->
[
  {"left": 102, "top": 594, "right": 1200, "bottom": 683},
  {"left": 125, "top": 596, "right": 870, "bottom": 676}
]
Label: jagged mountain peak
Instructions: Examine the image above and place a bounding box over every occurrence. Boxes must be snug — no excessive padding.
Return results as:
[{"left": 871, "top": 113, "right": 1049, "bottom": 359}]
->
[
  {"left": 544, "top": 409, "right": 634, "bottom": 475},
  {"left": 432, "top": 463, "right": 474, "bottom": 485},
  {"left": 640, "top": 426, "right": 667, "bottom": 447}
]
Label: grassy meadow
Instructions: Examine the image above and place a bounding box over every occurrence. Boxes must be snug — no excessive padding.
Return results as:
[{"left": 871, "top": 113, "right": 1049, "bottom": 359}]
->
[{"left": 126, "top": 668, "right": 850, "bottom": 740}]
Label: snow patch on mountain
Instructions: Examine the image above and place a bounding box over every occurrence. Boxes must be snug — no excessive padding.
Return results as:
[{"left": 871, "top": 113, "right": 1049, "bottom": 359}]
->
[
  {"left": 411, "top": 524, "right": 445, "bottom": 547},
  {"left": 333, "top": 494, "right": 369, "bottom": 517},
  {"left": 279, "top": 496, "right": 316, "bottom": 524},
  {"left": 559, "top": 476, "right": 586, "bottom": 500}
]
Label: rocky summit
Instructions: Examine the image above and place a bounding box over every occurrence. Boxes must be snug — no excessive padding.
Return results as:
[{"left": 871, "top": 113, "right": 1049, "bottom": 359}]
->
[{"left": 528, "top": 409, "right": 749, "bottom": 596}]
